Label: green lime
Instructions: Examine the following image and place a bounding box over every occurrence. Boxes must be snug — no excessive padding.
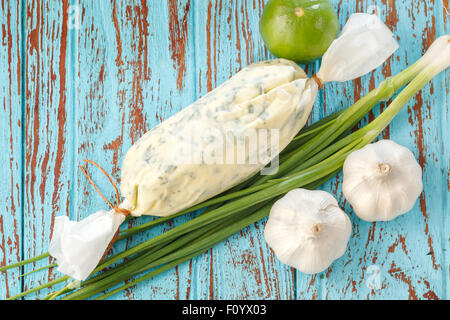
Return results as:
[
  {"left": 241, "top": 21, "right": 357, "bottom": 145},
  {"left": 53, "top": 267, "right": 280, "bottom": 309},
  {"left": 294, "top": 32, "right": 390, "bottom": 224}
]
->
[{"left": 260, "top": 0, "right": 339, "bottom": 63}]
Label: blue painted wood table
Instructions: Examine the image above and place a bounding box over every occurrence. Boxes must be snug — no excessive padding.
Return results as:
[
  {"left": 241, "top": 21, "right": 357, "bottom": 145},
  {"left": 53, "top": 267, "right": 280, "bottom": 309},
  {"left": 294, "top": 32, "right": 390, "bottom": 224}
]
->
[{"left": 0, "top": 0, "right": 448, "bottom": 300}]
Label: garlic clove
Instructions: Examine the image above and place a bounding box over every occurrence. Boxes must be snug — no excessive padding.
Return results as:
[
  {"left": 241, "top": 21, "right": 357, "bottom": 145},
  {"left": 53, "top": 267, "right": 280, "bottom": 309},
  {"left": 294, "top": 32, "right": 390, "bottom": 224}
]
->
[
  {"left": 264, "top": 189, "right": 352, "bottom": 274},
  {"left": 342, "top": 139, "right": 423, "bottom": 222}
]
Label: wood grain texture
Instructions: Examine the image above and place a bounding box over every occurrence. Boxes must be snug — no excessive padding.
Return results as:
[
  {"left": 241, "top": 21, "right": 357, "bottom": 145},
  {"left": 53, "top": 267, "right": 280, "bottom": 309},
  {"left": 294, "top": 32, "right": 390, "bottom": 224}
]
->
[
  {"left": 21, "top": 0, "right": 73, "bottom": 299},
  {"left": 0, "top": 0, "right": 23, "bottom": 299},
  {"left": 0, "top": 0, "right": 448, "bottom": 299}
]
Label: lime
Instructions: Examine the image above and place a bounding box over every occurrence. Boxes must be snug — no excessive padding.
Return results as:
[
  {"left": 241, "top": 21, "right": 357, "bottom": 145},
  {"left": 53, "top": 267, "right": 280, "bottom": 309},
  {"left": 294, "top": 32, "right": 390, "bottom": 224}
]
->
[{"left": 260, "top": 0, "right": 339, "bottom": 63}]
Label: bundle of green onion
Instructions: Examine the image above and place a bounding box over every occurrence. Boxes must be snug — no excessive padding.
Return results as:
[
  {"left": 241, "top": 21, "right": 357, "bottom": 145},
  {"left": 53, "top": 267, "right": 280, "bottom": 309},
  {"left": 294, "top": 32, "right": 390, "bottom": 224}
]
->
[{"left": 2, "top": 35, "right": 448, "bottom": 300}]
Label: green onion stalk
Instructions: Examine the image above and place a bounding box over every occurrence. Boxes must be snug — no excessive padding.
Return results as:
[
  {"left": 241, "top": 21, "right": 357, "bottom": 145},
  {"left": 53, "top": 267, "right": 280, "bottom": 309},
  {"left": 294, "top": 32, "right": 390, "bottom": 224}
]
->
[{"left": 3, "top": 36, "right": 449, "bottom": 300}]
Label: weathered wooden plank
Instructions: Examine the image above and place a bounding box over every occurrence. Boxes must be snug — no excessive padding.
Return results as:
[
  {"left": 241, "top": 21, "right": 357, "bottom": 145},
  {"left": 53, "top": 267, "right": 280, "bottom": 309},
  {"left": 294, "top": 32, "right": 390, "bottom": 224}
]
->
[
  {"left": 21, "top": 0, "right": 74, "bottom": 299},
  {"left": 294, "top": 0, "right": 389, "bottom": 300},
  {"left": 442, "top": 0, "right": 450, "bottom": 300},
  {"left": 191, "top": 0, "right": 295, "bottom": 300},
  {"left": 0, "top": 0, "right": 23, "bottom": 299},
  {"left": 297, "top": 0, "right": 449, "bottom": 300},
  {"left": 72, "top": 0, "right": 197, "bottom": 299}
]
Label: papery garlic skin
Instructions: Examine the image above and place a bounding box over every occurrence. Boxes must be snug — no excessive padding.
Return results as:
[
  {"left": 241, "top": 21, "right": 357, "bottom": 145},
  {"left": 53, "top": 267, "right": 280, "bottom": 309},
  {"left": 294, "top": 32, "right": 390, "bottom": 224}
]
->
[
  {"left": 342, "top": 140, "right": 423, "bottom": 222},
  {"left": 264, "top": 189, "right": 352, "bottom": 274}
]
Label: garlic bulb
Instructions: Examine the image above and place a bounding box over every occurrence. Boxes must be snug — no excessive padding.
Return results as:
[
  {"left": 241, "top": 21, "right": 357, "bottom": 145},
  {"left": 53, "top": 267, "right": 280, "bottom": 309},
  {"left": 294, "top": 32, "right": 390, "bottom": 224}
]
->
[
  {"left": 264, "top": 189, "right": 352, "bottom": 274},
  {"left": 342, "top": 139, "right": 423, "bottom": 222}
]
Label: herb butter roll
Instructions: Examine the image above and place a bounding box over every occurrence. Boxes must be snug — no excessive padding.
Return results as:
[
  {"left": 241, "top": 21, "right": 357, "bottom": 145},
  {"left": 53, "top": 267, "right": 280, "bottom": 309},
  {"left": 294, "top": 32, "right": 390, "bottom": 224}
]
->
[
  {"left": 121, "top": 13, "right": 398, "bottom": 217},
  {"left": 121, "top": 59, "right": 316, "bottom": 216}
]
